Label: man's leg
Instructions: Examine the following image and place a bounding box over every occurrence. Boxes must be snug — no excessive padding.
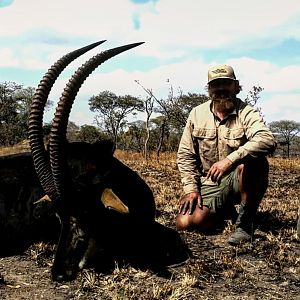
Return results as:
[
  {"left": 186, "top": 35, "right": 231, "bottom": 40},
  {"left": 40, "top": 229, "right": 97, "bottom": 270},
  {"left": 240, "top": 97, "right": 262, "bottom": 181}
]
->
[
  {"left": 176, "top": 171, "right": 238, "bottom": 232},
  {"left": 228, "top": 156, "right": 269, "bottom": 245},
  {"left": 176, "top": 205, "right": 213, "bottom": 232}
]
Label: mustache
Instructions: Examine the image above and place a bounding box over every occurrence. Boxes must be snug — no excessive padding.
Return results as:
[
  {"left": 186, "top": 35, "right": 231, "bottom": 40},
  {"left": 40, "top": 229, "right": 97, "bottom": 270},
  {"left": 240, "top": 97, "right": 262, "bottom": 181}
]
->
[{"left": 211, "top": 90, "right": 235, "bottom": 101}]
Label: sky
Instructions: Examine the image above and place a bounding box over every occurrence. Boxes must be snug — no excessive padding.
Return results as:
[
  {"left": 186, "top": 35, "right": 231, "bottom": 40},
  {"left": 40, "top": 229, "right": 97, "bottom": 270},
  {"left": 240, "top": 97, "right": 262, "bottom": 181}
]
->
[{"left": 0, "top": 0, "right": 300, "bottom": 126}]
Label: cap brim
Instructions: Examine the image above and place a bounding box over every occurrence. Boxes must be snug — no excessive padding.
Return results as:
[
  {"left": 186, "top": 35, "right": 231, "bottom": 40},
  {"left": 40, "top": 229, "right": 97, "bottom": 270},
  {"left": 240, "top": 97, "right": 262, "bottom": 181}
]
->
[{"left": 207, "top": 77, "right": 235, "bottom": 84}]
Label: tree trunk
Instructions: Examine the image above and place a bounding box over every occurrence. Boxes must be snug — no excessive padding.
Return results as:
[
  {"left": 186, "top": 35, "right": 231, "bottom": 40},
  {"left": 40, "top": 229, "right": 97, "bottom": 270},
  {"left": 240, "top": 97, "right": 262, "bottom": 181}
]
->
[
  {"left": 144, "top": 116, "right": 150, "bottom": 161},
  {"left": 156, "top": 119, "right": 166, "bottom": 161}
]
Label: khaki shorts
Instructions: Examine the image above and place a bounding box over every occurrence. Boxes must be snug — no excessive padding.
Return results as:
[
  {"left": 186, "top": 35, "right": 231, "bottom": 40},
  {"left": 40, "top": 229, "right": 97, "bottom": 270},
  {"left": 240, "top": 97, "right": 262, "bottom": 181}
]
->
[{"left": 200, "top": 168, "right": 240, "bottom": 216}]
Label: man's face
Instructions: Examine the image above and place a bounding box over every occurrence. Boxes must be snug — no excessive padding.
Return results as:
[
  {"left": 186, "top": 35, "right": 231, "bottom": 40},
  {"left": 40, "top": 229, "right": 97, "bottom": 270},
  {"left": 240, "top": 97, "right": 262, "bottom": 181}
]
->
[
  {"left": 208, "top": 79, "right": 237, "bottom": 114},
  {"left": 208, "top": 78, "right": 236, "bottom": 97}
]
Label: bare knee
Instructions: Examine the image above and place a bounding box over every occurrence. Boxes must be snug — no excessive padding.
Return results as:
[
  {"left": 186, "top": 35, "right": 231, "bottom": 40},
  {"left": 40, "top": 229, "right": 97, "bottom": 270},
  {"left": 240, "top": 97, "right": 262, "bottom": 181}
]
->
[{"left": 176, "top": 205, "right": 213, "bottom": 231}]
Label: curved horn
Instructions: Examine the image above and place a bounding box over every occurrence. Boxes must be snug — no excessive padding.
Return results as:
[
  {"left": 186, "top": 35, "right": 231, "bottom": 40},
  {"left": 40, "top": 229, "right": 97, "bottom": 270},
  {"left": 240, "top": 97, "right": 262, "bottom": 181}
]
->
[
  {"left": 49, "top": 42, "right": 144, "bottom": 201},
  {"left": 28, "top": 41, "right": 106, "bottom": 200}
]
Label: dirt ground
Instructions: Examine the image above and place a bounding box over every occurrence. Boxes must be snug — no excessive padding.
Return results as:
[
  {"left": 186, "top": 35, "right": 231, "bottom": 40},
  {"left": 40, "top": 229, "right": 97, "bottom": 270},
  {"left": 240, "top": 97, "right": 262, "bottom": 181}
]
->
[{"left": 0, "top": 154, "right": 299, "bottom": 300}]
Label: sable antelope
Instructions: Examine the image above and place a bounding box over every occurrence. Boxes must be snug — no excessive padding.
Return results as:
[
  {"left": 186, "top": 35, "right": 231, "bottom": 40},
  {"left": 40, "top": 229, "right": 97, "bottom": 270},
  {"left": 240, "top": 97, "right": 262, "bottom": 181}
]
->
[{"left": 28, "top": 41, "right": 188, "bottom": 282}]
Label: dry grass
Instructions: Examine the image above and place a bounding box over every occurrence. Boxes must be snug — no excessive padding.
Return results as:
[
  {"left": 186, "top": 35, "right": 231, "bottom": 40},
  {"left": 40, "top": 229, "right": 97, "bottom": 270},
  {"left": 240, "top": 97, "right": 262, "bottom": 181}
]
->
[
  {"left": 1, "top": 149, "right": 299, "bottom": 299},
  {"left": 88, "top": 151, "right": 299, "bottom": 300},
  {"left": 0, "top": 140, "right": 30, "bottom": 156},
  {"left": 25, "top": 242, "right": 56, "bottom": 267}
]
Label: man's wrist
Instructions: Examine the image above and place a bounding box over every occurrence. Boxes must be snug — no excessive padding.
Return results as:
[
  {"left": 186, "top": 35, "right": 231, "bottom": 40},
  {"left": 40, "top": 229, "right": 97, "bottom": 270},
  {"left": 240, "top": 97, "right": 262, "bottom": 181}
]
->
[{"left": 183, "top": 183, "right": 199, "bottom": 195}]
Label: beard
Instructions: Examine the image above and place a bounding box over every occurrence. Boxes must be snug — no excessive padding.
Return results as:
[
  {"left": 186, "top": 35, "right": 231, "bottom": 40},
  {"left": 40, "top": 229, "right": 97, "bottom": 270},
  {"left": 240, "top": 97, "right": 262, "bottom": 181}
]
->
[{"left": 211, "top": 90, "right": 237, "bottom": 115}]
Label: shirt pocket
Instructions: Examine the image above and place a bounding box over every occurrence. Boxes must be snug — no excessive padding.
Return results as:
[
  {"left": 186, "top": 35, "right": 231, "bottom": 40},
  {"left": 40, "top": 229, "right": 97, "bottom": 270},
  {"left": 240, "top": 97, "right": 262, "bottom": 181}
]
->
[
  {"left": 223, "top": 128, "right": 245, "bottom": 150},
  {"left": 192, "top": 128, "right": 216, "bottom": 155}
]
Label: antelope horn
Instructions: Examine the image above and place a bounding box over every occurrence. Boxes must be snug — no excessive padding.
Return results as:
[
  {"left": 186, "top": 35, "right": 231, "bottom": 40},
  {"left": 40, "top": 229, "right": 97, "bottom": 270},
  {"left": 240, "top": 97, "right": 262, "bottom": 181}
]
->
[
  {"left": 28, "top": 41, "right": 106, "bottom": 200},
  {"left": 49, "top": 42, "right": 144, "bottom": 201},
  {"left": 101, "top": 188, "right": 129, "bottom": 214}
]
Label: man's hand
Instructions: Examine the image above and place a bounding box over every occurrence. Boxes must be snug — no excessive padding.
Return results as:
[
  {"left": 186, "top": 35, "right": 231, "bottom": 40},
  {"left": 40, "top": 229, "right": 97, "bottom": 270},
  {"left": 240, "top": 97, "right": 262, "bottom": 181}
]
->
[
  {"left": 178, "top": 192, "right": 202, "bottom": 215},
  {"left": 206, "top": 157, "right": 233, "bottom": 183}
]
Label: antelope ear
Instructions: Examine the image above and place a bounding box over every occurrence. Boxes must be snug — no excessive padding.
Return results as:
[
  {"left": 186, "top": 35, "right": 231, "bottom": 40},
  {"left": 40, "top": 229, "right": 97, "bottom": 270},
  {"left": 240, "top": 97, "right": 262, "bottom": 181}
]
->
[{"left": 101, "top": 188, "right": 129, "bottom": 214}]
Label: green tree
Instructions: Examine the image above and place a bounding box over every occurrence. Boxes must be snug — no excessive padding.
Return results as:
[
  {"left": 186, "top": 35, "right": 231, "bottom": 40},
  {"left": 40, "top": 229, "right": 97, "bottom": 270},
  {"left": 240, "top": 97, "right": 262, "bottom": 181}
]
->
[
  {"left": 76, "top": 124, "right": 106, "bottom": 143},
  {"left": 155, "top": 87, "right": 208, "bottom": 156},
  {"left": 171, "top": 92, "right": 209, "bottom": 130},
  {"left": 269, "top": 120, "right": 300, "bottom": 158},
  {"left": 136, "top": 80, "right": 208, "bottom": 156},
  {"left": 89, "top": 91, "right": 143, "bottom": 147},
  {"left": 0, "top": 82, "right": 34, "bottom": 145},
  {"left": 121, "top": 120, "right": 146, "bottom": 151},
  {"left": 0, "top": 82, "right": 53, "bottom": 146},
  {"left": 0, "top": 82, "right": 21, "bottom": 145}
]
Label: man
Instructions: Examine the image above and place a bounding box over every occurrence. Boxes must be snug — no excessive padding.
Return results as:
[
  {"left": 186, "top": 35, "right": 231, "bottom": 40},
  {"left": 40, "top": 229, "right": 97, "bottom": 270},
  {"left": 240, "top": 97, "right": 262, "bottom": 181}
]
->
[{"left": 176, "top": 64, "right": 276, "bottom": 245}]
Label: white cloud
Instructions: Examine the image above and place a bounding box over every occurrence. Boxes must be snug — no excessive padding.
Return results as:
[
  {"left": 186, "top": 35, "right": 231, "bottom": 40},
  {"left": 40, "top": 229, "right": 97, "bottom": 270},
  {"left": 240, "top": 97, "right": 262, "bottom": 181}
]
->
[
  {"left": 223, "top": 57, "right": 300, "bottom": 94},
  {"left": 2, "top": 0, "right": 300, "bottom": 61},
  {"left": 261, "top": 94, "right": 300, "bottom": 123},
  {"left": 133, "top": 0, "right": 300, "bottom": 54},
  {"left": 0, "top": 0, "right": 136, "bottom": 38},
  {"left": 1, "top": 0, "right": 300, "bottom": 124},
  {"left": 0, "top": 48, "right": 18, "bottom": 67},
  {"left": 41, "top": 53, "right": 300, "bottom": 124},
  {"left": 60, "top": 58, "right": 209, "bottom": 99}
]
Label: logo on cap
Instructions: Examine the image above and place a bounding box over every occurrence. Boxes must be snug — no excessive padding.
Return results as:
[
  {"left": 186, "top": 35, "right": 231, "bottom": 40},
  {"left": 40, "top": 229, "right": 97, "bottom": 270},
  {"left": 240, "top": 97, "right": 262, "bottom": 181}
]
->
[
  {"left": 211, "top": 68, "right": 228, "bottom": 74},
  {"left": 208, "top": 65, "right": 236, "bottom": 83}
]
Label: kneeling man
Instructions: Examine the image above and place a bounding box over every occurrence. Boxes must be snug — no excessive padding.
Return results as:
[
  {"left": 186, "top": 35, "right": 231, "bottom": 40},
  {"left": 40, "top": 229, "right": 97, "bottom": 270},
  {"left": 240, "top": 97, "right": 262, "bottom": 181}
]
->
[{"left": 176, "top": 65, "right": 276, "bottom": 245}]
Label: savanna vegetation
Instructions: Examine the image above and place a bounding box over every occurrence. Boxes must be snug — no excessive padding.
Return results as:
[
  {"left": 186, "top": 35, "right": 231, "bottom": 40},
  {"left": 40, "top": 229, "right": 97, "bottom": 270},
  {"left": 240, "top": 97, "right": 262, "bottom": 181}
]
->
[
  {"left": 0, "top": 150, "right": 299, "bottom": 299},
  {"left": 1, "top": 81, "right": 299, "bottom": 157},
  {"left": 0, "top": 80, "right": 299, "bottom": 299}
]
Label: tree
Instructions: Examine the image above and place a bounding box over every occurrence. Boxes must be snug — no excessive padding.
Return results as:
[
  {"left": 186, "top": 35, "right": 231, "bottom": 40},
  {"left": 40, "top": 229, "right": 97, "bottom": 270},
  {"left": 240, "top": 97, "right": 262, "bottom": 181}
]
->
[
  {"left": 135, "top": 80, "right": 208, "bottom": 157},
  {"left": 89, "top": 91, "right": 143, "bottom": 147},
  {"left": 245, "top": 85, "right": 264, "bottom": 107},
  {"left": 121, "top": 120, "right": 146, "bottom": 151},
  {"left": 134, "top": 80, "right": 156, "bottom": 160},
  {"left": 157, "top": 90, "right": 208, "bottom": 155},
  {"left": 0, "top": 82, "right": 23, "bottom": 145},
  {"left": 76, "top": 124, "right": 107, "bottom": 143},
  {"left": 0, "top": 82, "right": 34, "bottom": 145},
  {"left": 171, "top": 92, "right": 209, "bottom": 130},
  {"left": 269, "top": 120, "right": 300, "bottom": 158},
  {"left": 0, "top": 82, "right": 53, "bottom": 146},
  {"left": 244, "top": 85, "right": 264, "bottom": 115},
  {"left": 66, "top": 121, "right": 80, "bottom": 142}
]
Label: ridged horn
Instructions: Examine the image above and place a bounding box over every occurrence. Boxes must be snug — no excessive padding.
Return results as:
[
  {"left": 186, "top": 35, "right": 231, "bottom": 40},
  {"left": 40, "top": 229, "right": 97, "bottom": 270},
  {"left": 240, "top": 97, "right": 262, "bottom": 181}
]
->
[
  {"left": 49, "top": 42, "right": 144, "bottom": 201},
  {"left": 28, "top": 41, "right": 106, "bottom": 201}
]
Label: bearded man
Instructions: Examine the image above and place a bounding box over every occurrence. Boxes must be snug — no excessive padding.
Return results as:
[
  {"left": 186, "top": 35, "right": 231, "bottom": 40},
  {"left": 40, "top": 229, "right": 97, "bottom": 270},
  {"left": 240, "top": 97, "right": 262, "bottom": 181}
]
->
[{"left": 176, "top": 65, "right": 276, "bottom": 245}]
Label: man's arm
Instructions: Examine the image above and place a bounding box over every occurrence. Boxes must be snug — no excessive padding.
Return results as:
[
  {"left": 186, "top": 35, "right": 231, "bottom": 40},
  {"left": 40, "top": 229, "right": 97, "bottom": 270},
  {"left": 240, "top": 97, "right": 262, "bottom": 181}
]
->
[
  {"left": 227, "top": 106, "right": 276, "bottom": 164},
  {"left": 177, "top": 115, "right": 202, "bottom": 194}
]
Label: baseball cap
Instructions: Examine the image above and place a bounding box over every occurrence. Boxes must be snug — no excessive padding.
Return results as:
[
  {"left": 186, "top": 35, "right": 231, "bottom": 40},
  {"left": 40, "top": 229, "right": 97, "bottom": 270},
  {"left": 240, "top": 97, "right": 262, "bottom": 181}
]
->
[{"left": 207, "top": 64, "right": 236, "bottom": 84}]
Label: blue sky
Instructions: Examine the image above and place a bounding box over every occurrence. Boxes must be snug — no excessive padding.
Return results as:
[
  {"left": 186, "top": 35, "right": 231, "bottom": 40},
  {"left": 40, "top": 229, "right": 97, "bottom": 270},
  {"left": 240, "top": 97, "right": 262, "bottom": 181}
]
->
[{"left": 0, "top": 0, "right": 300, "bottom": 125}]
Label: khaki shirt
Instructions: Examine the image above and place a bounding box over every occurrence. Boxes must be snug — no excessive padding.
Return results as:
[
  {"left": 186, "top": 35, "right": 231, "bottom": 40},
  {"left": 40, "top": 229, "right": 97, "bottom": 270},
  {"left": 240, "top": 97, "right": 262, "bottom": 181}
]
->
[{"left": 177, "top": 98, "right": 276, "bottom": 194}]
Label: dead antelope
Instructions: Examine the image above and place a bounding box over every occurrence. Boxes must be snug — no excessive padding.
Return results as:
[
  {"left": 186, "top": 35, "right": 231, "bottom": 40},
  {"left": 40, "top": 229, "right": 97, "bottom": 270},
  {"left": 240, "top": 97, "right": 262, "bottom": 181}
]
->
[{"left": 27, "top": 41, "right": 188, "bottom": 281}]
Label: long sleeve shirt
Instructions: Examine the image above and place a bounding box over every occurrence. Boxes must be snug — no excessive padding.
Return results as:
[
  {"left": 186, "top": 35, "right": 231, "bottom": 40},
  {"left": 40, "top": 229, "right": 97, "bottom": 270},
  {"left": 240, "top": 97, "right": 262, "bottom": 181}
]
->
[{"left": 177, "top": 98, "right": 276, "bottom": 194}]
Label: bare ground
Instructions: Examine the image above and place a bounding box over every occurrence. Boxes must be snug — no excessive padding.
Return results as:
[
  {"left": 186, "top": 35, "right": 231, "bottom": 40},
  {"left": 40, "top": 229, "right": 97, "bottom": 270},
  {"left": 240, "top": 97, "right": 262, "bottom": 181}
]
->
[{"left": 0, "top": 153, "right": 299, "bottom": 300}]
